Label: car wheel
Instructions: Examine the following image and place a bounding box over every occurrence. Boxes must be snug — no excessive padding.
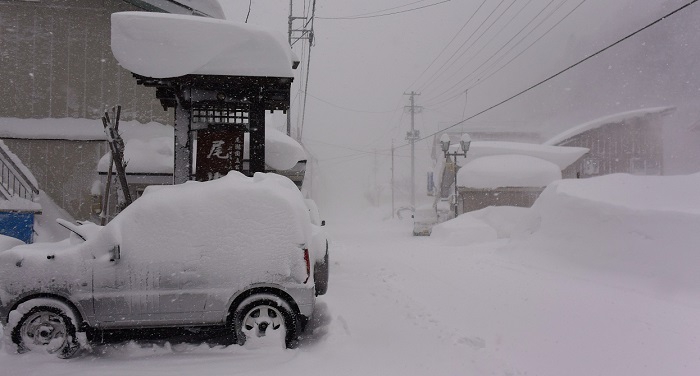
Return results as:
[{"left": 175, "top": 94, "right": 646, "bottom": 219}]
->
[
  {"left": 10, "top": 305, "right": 81, "bottom": 358},
  {"left": 314, "top": 242, "right": 329, "bottom": 296},
  {"left": 233, "top": 294, "right": 298, "bottom": 348}
]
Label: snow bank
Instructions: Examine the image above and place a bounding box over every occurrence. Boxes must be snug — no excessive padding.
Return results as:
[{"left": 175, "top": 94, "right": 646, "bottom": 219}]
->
[
  {"left": 111, "top": 12, "right": 294, "bottom": 79},
  {"left": 527, "top": 173, "right": 700, "bottom": 292},
  {"left": 457, "top": 155, "right": 561, "bottom": 188},
  {"left": 0, "top": 235, "right": 23, "bottom": 252},
  {"left": 430, "top": 214, "right": 497, "bottom": 246}
]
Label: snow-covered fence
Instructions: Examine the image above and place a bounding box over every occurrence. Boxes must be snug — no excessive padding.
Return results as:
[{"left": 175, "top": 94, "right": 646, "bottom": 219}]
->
[{"left": 0, "top": 141, "right": 39, "bottom": 201}]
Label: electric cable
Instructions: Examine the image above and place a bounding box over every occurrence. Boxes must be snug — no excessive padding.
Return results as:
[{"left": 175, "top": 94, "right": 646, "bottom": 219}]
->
[
  {"left": 422, "top": 0, "right": 563, "bottom": 105},
  {"left": 418, "top": 0, "right": 515, "bottom": 93},
  {"left": 422, "top": 0, "right": 535, "bottom": 99},
  {"left": 396, "top": 0, "right": 699, "bottom": 149},
  {"left": 405, "top": 0, "right": 487, "bottom": 92},
  {"left": 317, "top": 0, "right": 450, "bottom": 20},
  {"left": 415, "top": 0, "right": 507, "bottom": 93}
]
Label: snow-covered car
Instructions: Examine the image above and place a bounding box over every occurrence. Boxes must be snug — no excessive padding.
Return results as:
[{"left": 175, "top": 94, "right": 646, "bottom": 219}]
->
[
  {"left": 0, "top": 172, "right": 321, "bottom": 358},
  {"left": 305, "top": 199, "right": 329, "bottom": 296}
]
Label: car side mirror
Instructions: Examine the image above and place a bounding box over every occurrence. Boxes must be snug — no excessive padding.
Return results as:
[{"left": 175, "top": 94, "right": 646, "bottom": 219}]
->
[
  {"left": 109, "top": 245, "right": 121, "bottom": 262},
  {"left": 321, "top": 220, "right": 326, "bottom": 227}
]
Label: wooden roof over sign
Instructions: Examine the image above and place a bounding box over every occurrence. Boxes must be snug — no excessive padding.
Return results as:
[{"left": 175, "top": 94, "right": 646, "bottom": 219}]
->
[{"left": 121, "top": 0, "right": 225, "bottom": 19}]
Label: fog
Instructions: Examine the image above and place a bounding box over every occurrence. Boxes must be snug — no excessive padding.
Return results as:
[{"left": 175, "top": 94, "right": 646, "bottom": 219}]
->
[{"left": 222, "top": 0, "right": 700, "bottom": 218}]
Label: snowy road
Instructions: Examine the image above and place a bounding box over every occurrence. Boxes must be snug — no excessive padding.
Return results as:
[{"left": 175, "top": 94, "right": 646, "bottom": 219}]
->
[{"left": 1, "top": 215, "right": 699, "bottom": 375}]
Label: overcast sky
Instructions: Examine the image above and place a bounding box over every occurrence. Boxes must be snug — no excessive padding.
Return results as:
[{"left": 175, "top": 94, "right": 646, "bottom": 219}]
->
[{"left": 219, "top": 0, "right": 699, "bottom": 214}]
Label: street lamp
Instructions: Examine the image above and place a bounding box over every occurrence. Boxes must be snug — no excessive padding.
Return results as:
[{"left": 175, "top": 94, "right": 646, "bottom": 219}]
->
[{"left": 440, "top": 133, "right": 471, "bottom": 218}]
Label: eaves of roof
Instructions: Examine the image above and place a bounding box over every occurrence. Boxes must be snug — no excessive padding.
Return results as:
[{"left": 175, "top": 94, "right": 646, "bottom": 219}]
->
[{"left": 121, "top": 0, "right": 218, "bottom": 18}]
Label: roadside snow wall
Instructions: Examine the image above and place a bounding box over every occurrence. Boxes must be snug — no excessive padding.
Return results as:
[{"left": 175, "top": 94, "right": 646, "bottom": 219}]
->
[{"left": 527, "top": 173, "right": 700, "bottom": 293}]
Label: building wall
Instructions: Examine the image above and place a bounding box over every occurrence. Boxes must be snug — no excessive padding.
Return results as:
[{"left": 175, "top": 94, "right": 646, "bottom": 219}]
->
[
  {"left": 0, "top": 0, "right": 171, "bottom": 122},
  {"left": 457, "top": 187, "right": 545, "bottom": 214},
  {"left": 560, "top": 118, "right": 664, "bottom": 178},
  {"left": 3, "top": 138, "right": 107, "bottom": 219},
  {"left": 0, "top": 0, "right": 173, "bottom": 219}
]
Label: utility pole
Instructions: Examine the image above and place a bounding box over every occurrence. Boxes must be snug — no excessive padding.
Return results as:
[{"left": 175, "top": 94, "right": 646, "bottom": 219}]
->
[
  {"left": 391, "top": 140, "right": 395, "bottom": 218},
  {"left": 287, "top": 0, "right": 315, "bottom": 138},
  {"left": 404, "top": 91, "right": 421, "bottom": 210}
]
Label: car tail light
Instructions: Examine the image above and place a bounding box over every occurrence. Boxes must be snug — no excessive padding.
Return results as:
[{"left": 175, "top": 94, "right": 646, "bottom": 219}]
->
[{"left": 303, "top": 248, "right": 311, "bottom": 284}]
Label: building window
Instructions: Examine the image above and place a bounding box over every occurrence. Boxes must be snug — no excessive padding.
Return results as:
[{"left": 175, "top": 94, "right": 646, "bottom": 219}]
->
[{"left": 582, "top": 157, "right": 600, "bottom": 176}]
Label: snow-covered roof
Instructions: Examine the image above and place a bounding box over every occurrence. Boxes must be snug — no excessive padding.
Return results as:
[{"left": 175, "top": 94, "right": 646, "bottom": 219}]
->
[
  {"left": 448, "top": 141, "right": 588, "bottom": 170},
  {"left": 97, "top": 127, "right": 306, "bottom": 173},
  {"left": 0, "top": 118, "right": 173, "bottom": 141},
  {"left": 457, "top": 155, "right": 561, "bottom": 189},
  {"left": 544, "top": 106, "right": 676, "bottom": 146},
  {"left": 0, "top": 196, "right": 42, "bottom": 212},
  {"left": 111, "top": 12, "right": 295, "bottom": 79}
]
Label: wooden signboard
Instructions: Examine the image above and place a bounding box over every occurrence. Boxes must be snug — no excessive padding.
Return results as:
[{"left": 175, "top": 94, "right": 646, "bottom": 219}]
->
[{"left": 196, "top": 129, "right": 245, "bottom": 181}]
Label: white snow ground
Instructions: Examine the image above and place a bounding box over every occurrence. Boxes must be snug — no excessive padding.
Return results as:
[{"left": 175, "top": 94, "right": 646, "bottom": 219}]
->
[{"left": 1, "top": 173, "right": 699, "bottom": 375}]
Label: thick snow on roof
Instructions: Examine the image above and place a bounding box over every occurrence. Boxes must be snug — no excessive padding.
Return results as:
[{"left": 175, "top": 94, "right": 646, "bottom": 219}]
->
[
  {"left": 0, "top": 117, "right": 172, "bottom": 141},
  {"left": 544, "top": 106, "right": 676, "bottom": 146},
  {"left": 449, "top": 141, "right": 588, "bottom": 170},
  {"left": 111, "top": 12, "right": 294, "bottom": 79},
  {"left": 0, "top": 196, "right": 41, "bottom": 212},
  {"left": 457, "top": 155, "right": 561, "bottom": 189},
  {"left": 98, "top": 136, "right": 174, "bottom": 174},
  {"left": 97, "top": 127, "right": 306, "bottom": 173}
]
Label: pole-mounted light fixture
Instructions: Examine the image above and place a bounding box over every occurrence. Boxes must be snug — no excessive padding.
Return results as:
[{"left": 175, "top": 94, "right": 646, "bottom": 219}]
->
[{"left": 440, "top": 132, "right": 471, "bottom": 219}]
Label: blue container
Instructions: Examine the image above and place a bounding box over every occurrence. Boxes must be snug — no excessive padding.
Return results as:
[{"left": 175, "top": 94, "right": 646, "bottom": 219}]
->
[{"left": 0, "top": 211, "right": 34, "bottom": 243}]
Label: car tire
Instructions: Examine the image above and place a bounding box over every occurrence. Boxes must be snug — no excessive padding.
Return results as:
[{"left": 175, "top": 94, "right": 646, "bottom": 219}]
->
[
  {"left": 232, "top": 293, "right": 298, "bottom": 348},
  {"left": 314, "top": 241, "right": 329, "bottom": 296},
  {"left": 9, "top": 304, "right": 81, "bottom": 358}
]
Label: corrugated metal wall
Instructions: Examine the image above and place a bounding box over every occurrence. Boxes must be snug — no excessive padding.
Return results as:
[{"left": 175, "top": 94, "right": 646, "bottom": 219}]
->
[{"left": 0, "top": 0, "right": 171, "bottom": 122}]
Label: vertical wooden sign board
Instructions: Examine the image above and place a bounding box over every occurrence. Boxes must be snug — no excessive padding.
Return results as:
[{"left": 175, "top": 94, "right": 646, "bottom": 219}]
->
[{"left": 195, "top": 129, "right": 245, "bottom": 181}]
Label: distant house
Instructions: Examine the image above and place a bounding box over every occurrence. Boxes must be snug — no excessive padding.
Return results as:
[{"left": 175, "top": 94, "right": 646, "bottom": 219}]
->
[
  {"left": 544, "top": 107, "right": 675, "bottom": 178},
  {"left": 431, "top": 139, "right": 588, "bottom": 216},
  {"left": 0, "top": 0, "right": 224, "bottom": 220}
]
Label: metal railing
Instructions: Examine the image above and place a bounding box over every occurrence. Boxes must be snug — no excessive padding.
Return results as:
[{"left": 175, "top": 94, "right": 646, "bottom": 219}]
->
[{"left": 0, "top": 143, "right": 39, "bottom": 201}]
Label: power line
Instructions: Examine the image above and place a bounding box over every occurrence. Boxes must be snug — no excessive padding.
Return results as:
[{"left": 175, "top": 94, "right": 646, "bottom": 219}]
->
[
  {"left": 415, "top": 0, "right": 507, "bottom": 93},
  {"left": 418, "top": 0, "right": 514, "bottom": 93},
  {"left": 396, "top": 0, "right": 699, "bottom": 149},
  {"left": 317, "top": 0, "right": 450, "bottom": 20},
  {"left": 245, "top": 0, "right": 252, "bottom": 23},
  {"left": 332, "top": 0, "right": 432, "bottom": 18},
  {"left": 467, "top": 0, "right": 587, "bottom": 92},
  {"left": 304, "top": 91, "right": 400, "bottom": 114},
  {"left": 441, "top": 0, "right": 581, "bottom": 106},
  {"left": 405, "top": 0, "right": 487, "bottom": 92},
  {"left": 425, "top": 0, "right": 576, "bottom": 106},
  {"left": 422, "top": 0, "right": 563, "bottom": 106},
  {"left": 421, "top": 0, "right": 535, "bottom": 100}
]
